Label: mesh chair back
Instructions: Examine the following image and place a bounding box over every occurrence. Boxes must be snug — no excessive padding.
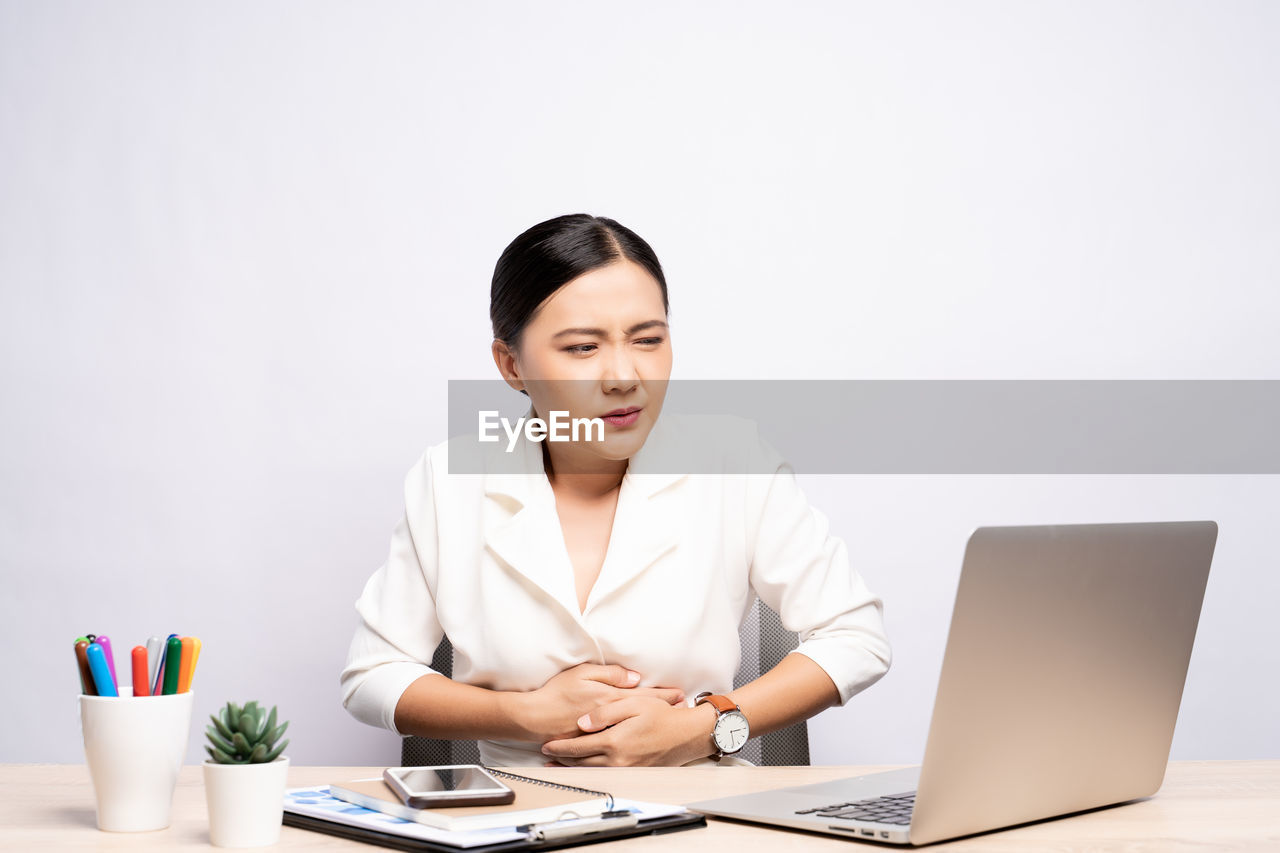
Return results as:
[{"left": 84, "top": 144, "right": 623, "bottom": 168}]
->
[
  {"left": 400, "top": 640, "right": 483, "bottom": 767},
  {"left": 731, "top": 598, "right": 812, "bottom": 766},
  {"left": 401, "top": 598, "right": 809, "bottom": 767}
]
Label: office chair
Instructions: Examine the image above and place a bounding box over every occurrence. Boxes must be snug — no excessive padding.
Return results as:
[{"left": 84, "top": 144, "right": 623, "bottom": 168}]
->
[{"left": 401, "top": 598, "right": 810, "bottom": 767}]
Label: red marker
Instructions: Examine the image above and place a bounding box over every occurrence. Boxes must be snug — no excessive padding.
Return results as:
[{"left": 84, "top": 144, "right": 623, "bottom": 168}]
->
[{"left": 131, "top": 646, "right": 149, "bottom": 698}]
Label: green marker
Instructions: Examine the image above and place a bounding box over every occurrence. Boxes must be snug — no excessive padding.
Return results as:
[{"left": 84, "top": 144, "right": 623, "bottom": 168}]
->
[{"left": 162, "top": 636, "right": 183, "bottom": 695}]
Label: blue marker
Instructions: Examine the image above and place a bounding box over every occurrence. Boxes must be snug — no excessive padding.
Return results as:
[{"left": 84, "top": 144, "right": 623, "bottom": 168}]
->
[{"left": 85, "top": 643, "right": 118, "bottom": 697}]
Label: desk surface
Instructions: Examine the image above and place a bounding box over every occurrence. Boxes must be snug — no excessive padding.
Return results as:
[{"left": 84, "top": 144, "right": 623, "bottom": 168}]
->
[{"left": 3, "top": 762, "right": 1277, "bottom": 851}]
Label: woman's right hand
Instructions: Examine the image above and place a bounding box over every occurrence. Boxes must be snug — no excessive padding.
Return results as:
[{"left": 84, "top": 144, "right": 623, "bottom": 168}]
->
[{"left": 509, "top": 663, "right": 685, "bottom": 743}]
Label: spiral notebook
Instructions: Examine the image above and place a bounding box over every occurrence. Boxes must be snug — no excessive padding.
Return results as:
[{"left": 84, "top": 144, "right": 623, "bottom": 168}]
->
[{"left": 329, "top": 769, "right": 613, "bottom": 832}]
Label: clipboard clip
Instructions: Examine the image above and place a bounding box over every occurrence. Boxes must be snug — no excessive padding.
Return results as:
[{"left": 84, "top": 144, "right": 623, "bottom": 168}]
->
[{"left": 522, "top": 809, "right": 639, "bottom": 842}]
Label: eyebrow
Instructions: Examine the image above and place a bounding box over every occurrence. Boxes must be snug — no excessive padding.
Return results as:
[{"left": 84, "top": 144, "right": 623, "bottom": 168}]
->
[{"left": 551, "top": 320, "right": 669, "bottom": 339}]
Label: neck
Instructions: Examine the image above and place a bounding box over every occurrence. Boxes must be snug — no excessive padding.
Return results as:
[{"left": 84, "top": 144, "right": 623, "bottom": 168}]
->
[{"left": 542, "top": 441, "right": 627, "bottom": 499}]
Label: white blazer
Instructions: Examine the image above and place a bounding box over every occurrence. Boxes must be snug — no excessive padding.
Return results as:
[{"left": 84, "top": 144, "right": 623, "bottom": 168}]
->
[{"left": 340, "top": 412, "right": 891, "bottom": 766}]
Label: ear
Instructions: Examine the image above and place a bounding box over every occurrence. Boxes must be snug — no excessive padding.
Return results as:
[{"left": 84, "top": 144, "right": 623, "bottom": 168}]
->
[{"left": 491, "top": 339, "right": 525, "bottom": 392}]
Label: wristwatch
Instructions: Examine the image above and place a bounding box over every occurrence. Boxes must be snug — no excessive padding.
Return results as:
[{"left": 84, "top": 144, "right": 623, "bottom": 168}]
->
[{"left": 694, "top": 692, "right": 750, "bottom": 760}]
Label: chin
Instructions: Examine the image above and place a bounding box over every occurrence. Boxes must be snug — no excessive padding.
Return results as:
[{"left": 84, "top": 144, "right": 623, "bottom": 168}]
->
[{"left": 589, "top": 430, "right": 651, "bottom": 462}]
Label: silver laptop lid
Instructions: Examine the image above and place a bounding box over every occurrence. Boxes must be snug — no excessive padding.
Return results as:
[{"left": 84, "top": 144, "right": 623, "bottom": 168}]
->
[{"left": 910, "top": 520, "right": 1217, "bottom": 845}]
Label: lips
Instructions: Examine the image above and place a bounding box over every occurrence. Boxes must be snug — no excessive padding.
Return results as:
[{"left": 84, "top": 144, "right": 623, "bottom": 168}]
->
[{"left": 601, "top": 407, "right": 642, "bottom": 427}]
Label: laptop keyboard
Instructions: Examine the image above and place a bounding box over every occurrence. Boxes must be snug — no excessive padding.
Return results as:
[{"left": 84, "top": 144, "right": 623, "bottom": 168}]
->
[{"left": 794, "top": 790, "right": 916, "bottom": 825}]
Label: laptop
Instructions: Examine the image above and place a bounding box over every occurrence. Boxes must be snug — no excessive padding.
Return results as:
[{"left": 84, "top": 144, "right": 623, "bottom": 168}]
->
[{"left": 688, "top": 520, "right": 1218, "bottom": 846}]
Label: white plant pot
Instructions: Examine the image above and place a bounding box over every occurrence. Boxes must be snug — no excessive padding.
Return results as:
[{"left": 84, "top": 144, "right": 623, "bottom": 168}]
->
[{"left": 203, "top": 756, "right": 290, "bottom": 848}]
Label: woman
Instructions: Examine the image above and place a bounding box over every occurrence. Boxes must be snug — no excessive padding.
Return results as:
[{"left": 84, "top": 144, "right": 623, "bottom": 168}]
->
[{"left": 341, "top": 213, "right": 891, "bottom": 766}]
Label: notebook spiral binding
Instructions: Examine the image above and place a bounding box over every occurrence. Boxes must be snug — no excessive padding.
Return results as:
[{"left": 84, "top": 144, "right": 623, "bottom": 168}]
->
[{"left": 482, "top": 766, "right": 616, "bottom": 810}]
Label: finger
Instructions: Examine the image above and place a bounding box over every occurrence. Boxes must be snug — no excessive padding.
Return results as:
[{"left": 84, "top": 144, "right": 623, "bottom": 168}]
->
[
  {"left": 634, "top": 686, "right": 686, "bottom": 705},
  {"left": 583, "top": 664, "right": 641, "bottom": 688},
  {"left": 549, "top": 754, "right": 613, "bottom": 767},
  {"left": 577, "top": 697, "right": 649, "bottom": 733},
  {"left": 542, "top": 731, "right": 611, "bottom": 759}
]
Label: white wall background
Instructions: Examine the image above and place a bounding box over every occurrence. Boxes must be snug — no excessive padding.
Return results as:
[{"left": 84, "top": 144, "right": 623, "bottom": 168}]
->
[{"left": 2, "top": 1, "right": 1277, "bottom": 767}]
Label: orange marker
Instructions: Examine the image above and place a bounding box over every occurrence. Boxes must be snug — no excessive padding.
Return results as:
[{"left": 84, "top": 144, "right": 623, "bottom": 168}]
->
[
  {"left": 131, "top": 646, "right": 149, "bottom": 697},
  {"left": 186, "top": 637, "right": 202, "bottom": 691},
  {"left": 177, "top": 637, "right": 196, "bottom": 693}
]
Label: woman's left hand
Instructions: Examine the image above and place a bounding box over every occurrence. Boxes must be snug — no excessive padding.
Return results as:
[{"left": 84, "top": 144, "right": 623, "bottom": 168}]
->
[{"left": 540, "top": 696, "right": 717, "bottom": 766}]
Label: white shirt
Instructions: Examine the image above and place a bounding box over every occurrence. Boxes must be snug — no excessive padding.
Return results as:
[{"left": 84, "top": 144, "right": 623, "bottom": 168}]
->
[{"left": 340, "top": 413, "right": 891, "bottom": 766}]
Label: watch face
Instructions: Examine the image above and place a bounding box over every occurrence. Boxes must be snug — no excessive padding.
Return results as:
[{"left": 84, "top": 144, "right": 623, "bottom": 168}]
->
[{"left": 713, "top": 710, "right": 749, "bottom": 753}]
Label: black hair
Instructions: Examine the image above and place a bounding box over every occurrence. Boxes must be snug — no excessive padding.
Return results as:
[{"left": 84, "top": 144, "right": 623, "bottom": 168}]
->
[{"left": 490, "top": 213, "right": 669, "bottom": 348}]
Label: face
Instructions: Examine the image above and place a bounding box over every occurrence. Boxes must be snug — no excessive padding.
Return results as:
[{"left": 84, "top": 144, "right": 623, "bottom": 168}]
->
[{"left": 492, "top": 260, "right": 672, "bottom": 468}]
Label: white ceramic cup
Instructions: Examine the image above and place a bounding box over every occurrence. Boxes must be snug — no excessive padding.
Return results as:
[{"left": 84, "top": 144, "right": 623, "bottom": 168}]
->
[{"left": 79, "top": 687, "right": 194, "bottom": 832}]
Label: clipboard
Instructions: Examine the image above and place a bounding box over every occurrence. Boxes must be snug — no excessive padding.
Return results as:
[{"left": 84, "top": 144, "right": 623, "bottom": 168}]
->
[
  {"left": 282, "top": 808, "right": 706, "bottom": 852},
  {"left": 328, "top": 772, "right": 614, "bottom": 832}
]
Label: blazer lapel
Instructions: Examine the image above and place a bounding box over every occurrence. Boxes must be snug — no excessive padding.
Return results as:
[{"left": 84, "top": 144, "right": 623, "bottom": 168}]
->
[
  {"left": 582, "top": 417, "right": 688, "bottom": 612},
  {"left": 481, "top": 424, "right": 581, "bottom": 617}
]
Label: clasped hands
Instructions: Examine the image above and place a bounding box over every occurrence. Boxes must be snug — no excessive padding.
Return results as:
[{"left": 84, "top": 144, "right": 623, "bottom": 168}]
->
[{"left": 511, "top": 663, "right": 716, "bottom": 767}]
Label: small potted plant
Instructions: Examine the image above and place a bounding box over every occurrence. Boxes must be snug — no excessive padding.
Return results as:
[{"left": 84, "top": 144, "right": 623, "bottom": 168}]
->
[{"left": 202, "top": 700, "right": 291, "bottom": 848}]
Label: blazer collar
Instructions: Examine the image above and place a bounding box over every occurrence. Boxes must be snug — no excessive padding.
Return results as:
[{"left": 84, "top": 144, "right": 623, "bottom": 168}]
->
[{"left": 480, "top": 408, "right": 688, "bottom": 617}]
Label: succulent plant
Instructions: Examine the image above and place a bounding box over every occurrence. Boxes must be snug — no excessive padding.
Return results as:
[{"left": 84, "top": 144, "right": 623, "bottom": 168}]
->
[{"left": 205, "top": 700, "right": 289, "bottom": 764}]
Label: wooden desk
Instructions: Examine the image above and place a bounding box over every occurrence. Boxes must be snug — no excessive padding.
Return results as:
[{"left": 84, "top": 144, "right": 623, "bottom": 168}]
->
[{"left": 3, "top": 762, "right": 1277, "bottom": 850}]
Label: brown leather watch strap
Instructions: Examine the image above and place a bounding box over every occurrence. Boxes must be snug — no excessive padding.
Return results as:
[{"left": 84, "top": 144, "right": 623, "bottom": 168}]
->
[{"left": 695, "top": 693, "right": 739, "bottom": 714}]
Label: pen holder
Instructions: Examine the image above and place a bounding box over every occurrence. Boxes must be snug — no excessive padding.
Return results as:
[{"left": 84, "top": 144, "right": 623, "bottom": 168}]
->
[{"left": 79, "top": 687, "right": 194, "bottom": 832}]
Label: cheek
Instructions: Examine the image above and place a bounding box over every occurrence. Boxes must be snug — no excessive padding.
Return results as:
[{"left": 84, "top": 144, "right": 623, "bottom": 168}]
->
[
  {"left": 517, "top": 347, "right": 561, "bottom": 381},
  {"left": 640, "top": 345, "right": 673, "bottom": 377},
  {"left": 520, "top": 352, "right": 584, "bottom": 405}
]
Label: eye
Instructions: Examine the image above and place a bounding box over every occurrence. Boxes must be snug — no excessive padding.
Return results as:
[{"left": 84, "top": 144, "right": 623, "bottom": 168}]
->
[
  {"left": 635, "top": 337, "right": 664, "bottom": 346},
  {"left": 565, "top": 344, "right": 597, "bottom": 354}
]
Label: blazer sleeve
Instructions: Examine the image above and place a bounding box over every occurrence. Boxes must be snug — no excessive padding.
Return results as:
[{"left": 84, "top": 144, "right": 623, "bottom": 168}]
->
[
  {"left": 743, "top": 425, "right": 892, "bottom": 706},
  {"left": 339, "top": 447, "right": 446, "bottom": 735}
]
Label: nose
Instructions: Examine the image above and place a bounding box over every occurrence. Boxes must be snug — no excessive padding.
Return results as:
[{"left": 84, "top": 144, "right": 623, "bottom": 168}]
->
[{"left": 601, "top": 343, "right": 639, "bottom": 395}]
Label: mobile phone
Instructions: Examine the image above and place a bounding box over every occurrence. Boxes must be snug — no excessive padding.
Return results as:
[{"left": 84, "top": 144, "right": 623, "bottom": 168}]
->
[{"left": 382, "top": 765, "right": 515, "bottom": 809}]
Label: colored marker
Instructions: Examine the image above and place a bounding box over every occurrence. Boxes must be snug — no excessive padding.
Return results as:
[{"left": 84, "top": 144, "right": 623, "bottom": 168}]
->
[
  {"left": 152, "top": 633, "right": 178, "bottom": 696},
  {"left": 85, "top": 642, "right": 118, "bottom": 697},
  {"left": 95, "top": 635, "right": 118, "bottom": 690},
  {"left": 85, "top": 634, "right": 96, "bottom": 642},
  {"left": 161, "top": 636, "right": 182, "bottom": 695},
  {"left": 131, "top": 646, "right": 149, "bottom": 698},
  {"left": 176, "top": 637, "right": 196, "bottom": 693},
  {"left": 151, "top": 645, "right": 166, "bottom": 695},
  {"left": 74, "top": 640, "right": 96, "bottom": 696},
  {"left": 145, "top": 636, "right": 163, "bottom": 690},
  {"left": 187, "top": 637, "right": 202, "bottom": 691}
]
